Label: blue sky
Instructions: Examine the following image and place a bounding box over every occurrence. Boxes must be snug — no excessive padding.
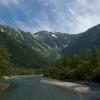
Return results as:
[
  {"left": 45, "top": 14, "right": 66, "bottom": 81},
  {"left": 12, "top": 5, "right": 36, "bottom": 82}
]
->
[{"left": 0, "top": 0, "right": 100, "bottom": 34}]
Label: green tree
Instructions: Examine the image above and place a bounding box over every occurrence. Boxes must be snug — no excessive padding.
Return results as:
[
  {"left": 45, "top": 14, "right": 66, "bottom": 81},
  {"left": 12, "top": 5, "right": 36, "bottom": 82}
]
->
[
  {"left": 0, "top": 43, "right": 12, "bottom": 75},
  {"left": 90, "top": 48, "right": 100, "bottom": 68}
]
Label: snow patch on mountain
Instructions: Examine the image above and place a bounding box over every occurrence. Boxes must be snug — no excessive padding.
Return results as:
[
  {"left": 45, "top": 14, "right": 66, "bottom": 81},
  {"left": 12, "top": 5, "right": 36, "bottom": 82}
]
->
[
  {"left": 16, "top": 30, "right": 25, "bottom": 40},
  {"left": 43, "top": 42, "right": 50, "bottom": 48},
  {"left": 33, "top": 34, "right": 39, "bottom": 38},
  {"left": 64, "top": 44, "right": 69, "bottom": 48},
  {"left": 1, "top": 28, "right": 4, "bottom": 32},
  {"left": 52, "top": 34, "right": 57, "bottom": 38}
]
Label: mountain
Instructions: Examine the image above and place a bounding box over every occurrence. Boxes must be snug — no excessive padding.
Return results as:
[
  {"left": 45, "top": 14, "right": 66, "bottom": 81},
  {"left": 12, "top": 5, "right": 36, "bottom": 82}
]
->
[
  {"left": 62, "top": 24, "right": 100, "bottom": 56},
  {"left": 33, "top": 30, "right": 76, "bottom": 60},
  {"left": 0, "top": 25, "right": 50, "bottom": 68},
  {"left": 33, "top": 30, "right": 76, "bottom": 49},
  {"left": 0, "top": 25, "right": 75, "bottom": 68},
  {"left": 1, "top": 24, "right": 100, "bottom": 68}
]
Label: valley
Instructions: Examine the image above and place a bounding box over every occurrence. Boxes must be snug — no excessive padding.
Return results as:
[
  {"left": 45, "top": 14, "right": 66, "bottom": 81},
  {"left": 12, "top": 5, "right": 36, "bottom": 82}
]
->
[{"left": 0, "top": 24, "right": 100, "bottom": 100}]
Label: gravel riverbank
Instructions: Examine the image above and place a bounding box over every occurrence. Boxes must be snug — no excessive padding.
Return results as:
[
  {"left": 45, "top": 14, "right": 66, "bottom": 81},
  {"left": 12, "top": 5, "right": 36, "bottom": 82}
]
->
[{"left": 41, "top": 78, "right": 90, "bottom": 93}]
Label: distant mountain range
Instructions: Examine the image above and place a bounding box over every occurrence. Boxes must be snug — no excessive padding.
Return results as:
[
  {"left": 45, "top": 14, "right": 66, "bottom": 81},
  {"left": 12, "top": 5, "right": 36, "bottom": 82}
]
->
[
  {"left": 62, "top": 24, "right": 100, "bottom": 56},
  {"left": 33, "top": 30, "right": 76, "bottom": 49},
  {"left": 0, "top": 24, "right": 100, "bottom": 68}
]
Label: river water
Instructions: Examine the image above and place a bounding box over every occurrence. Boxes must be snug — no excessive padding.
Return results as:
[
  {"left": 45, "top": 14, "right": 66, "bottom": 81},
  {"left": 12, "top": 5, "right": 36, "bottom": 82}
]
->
[{"left": 0, "top": 76, "right": 100, "bottom": 100}]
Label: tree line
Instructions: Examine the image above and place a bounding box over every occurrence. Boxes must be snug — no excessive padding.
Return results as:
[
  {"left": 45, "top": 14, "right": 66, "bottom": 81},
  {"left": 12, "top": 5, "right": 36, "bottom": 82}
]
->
[{"left": 43, "top": 48, "right": 100, "bottom": 83}]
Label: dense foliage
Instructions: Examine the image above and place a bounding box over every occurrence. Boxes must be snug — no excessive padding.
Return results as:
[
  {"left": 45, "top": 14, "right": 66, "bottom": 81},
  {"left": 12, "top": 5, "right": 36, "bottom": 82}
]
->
[
  {"left": 43, "top": 49, "right": 100, "bottom": 83},
  {"left": 0, "top": 42, "right": 38, "bottom": 76},
  {"left": 0, "top": 43, "right": 13, "bottom": 75}
]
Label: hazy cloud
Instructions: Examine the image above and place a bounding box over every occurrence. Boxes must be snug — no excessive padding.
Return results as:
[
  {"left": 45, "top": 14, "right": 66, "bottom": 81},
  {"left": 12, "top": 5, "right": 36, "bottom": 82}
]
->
[{"left": 0, "top": 0, "right": 100, "bottom": 34}]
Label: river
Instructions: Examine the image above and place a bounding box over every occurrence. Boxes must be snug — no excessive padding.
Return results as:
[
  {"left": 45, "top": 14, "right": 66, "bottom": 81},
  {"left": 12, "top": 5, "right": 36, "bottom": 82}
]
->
[{"left": 0, "top": 76, "right": 100, "bottom": 100}]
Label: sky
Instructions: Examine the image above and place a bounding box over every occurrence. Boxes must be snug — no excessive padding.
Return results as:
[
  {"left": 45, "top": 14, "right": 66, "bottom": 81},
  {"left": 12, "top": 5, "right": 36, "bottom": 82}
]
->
[{"left": 0, "top": 0, "right": 100, "bottom": 34}]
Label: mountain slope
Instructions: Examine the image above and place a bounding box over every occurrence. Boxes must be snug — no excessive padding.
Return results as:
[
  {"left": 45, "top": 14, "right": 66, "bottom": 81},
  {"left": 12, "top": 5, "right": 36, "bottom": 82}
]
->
[
  {"left": 0, "top": 25, "right": 64, "bottom": 61},
  {"left": 62, "top": 24, "right": 100, "bottom": 56},
  {"left": 0, "top": 26, "right": 49, "bottom": 68},
  {"left": 33, "top": 30, "right": 76, "bottom": 49}
]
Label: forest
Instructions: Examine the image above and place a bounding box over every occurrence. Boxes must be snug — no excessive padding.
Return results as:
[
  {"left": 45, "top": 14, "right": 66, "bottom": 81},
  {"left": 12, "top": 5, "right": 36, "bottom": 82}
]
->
[
  {"left": 0, "top": 43, "right": 37, "bottom": 77},
  {"left": 43, "top": 48, "right": 100, "bottom": 83}
]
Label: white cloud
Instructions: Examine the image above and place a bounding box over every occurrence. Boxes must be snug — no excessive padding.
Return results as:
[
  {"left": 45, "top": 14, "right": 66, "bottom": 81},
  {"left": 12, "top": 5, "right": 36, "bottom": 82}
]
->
[
  {"left": 67, "top": 7, "right": 77, "bottom": 16},
  {"left": 0, "top": 0, "right": 100, "bottom": 34},
  {"left": 45, "top": 0, "right": 100, "bottom": 33},
  {"left": 0, "top": 0, "right": 20, "bottom": 7},
  {"left": 44, "top": 2, "right": 49, "bottom": 7}
]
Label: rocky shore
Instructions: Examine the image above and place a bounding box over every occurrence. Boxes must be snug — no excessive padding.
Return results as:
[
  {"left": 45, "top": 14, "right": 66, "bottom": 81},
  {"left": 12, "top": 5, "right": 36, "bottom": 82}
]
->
[
  {"left": 41, "top": 78, "right": 90, "bottom": 93},
  {"left": 3, "top": 75, "right": 43, "bottom": 80},
  {"left": 0, "top": 82, "right": 11, "bottom": 91}
]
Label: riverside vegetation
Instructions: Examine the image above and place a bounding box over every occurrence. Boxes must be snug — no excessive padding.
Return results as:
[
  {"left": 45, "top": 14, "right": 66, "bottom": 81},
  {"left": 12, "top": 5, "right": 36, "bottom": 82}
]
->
[{"left": 43, "top": 48, "right": 100, "bottom": 83}]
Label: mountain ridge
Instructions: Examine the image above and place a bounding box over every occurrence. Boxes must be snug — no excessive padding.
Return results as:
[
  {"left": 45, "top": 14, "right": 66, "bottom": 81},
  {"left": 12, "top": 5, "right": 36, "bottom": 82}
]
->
[
  {"left": 0, "top": 24, "right": 100, "bottom": 68},
  {"left": 62, "top": 24, "right": 100, "bottom": 56}
]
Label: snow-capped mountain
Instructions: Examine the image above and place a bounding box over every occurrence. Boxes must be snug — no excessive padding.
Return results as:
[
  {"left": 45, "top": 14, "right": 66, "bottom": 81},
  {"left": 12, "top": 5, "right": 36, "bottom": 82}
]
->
[{"left": 33, "top": 30, "right": 76, "bottom": 49}]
